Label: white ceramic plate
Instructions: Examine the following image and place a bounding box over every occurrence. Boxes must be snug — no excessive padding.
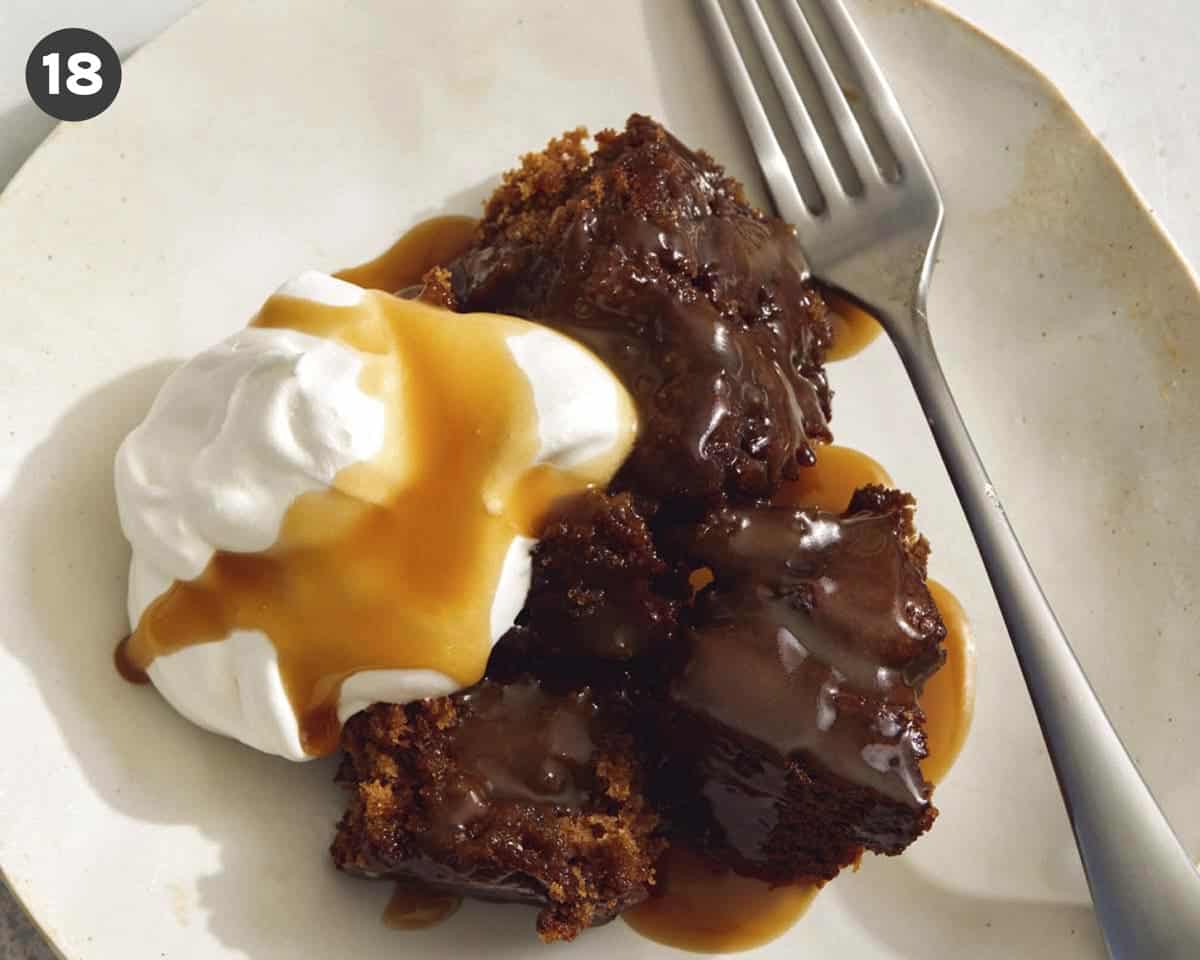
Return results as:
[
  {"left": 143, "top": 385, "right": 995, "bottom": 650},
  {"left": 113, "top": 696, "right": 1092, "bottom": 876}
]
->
[{"left": 2, "top": 1, "right": 1197, "bottom": 958}]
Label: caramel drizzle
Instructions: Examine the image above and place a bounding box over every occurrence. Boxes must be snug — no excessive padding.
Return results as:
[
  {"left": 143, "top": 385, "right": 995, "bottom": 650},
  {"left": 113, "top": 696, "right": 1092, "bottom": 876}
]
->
[
  {"left": 919, "top": 580, "right": 975, "bottom": 785},
  {"left": 121, "top": 286, "right": 634, "bottom": 756},
  {"left": 335, "top": 215, "right": 478, "bottom": 294}
]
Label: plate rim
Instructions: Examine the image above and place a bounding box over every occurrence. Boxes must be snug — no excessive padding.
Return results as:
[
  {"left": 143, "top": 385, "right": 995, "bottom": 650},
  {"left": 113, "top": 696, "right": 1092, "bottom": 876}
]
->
[{"left": 2, "top": 0, "right": 1197, "bottom": 956}]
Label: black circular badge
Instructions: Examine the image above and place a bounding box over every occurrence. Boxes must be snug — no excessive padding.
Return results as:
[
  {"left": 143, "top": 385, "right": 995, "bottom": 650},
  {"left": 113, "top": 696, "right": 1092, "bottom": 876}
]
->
[{"left": 26, "top": 28, "right": 121, "bottom": 122}]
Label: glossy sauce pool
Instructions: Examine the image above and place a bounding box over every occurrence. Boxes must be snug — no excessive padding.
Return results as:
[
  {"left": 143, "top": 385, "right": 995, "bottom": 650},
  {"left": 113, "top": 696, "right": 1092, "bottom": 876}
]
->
[
  {"left": 623, "top": 846, "right": 819, "bottom": 953},
  {"left": 335, "top": 214, "right": 477, "bottom": 293},
  {"left": 382, "top": 883, "right": 463, "bottom": 931},
  {"left": 824, "top": 292, "right": 884, "bottom": 362}
]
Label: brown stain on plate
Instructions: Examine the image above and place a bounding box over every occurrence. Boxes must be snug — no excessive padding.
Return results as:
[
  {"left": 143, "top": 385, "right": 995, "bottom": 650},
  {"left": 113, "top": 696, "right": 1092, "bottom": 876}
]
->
[
  {"left": 166, "top": 882, "right": 191, "bottom": 928},
  {"left": 963, "top": 33, "right": 1197, "bottom": 399},
  {"left": 859, "top": 0, "right": 921, "bottom": 15}
]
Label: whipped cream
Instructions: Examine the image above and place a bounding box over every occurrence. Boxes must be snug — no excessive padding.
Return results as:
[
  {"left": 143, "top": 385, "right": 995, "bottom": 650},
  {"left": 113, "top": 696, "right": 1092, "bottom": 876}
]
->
[{"left": 117, "top": 272, "right": 633, "bottom": 760}]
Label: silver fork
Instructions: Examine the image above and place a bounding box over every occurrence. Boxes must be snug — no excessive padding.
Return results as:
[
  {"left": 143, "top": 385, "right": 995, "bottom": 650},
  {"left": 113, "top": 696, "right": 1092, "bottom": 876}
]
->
[{"left": 701, "top": 1, "right": 1200, "bottom": 956}]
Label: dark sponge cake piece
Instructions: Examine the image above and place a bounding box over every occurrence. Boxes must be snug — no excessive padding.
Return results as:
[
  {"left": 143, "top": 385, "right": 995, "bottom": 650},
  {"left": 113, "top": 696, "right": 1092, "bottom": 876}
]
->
[
  {"left": 333, "top": 677, "right": 663, "bottom": 942},
  {"left": 429, "top": 115, "right": 833, "bottom": 506},
  {"left": 653, "top": 486, "right": 946, "bottom": 884},
  {"left": 484, "top": 491, "right": 687, "bottom": 697},
  {"left": 518, "top": 490, "right": 686, "bottom": 664}
]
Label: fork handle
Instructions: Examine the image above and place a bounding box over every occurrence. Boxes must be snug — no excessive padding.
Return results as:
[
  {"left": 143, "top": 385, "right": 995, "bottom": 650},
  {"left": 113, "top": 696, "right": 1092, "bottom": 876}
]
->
[{"left": 891, "top": 309, "right": 1200, "bottom": 958}]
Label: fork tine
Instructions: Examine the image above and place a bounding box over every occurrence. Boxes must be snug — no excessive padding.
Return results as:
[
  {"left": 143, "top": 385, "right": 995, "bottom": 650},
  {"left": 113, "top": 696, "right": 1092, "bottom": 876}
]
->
[
  {"left": 818, "top": 0, "right": 936, "bottom": 184},
  {"left": 698, "top": 0, "right": 808, "bottom": 225},
  {"left": 737, "top": 0, "right": 843, "bottom": 209},
  {"left": 779, "top": 0, "right": 882, "bottom": 185}
]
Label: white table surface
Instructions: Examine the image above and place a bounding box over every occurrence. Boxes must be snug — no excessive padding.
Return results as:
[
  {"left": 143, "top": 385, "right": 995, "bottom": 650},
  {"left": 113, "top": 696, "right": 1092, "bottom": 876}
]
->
[{"left": 1, "top": 1, "right": 1196, "bottom": 957}]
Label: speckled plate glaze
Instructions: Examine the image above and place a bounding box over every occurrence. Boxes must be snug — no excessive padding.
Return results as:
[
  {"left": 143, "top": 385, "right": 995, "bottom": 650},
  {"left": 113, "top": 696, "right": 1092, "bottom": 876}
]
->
[{"left": 1, "top": 1, "right": 1197, "bottom": 958}]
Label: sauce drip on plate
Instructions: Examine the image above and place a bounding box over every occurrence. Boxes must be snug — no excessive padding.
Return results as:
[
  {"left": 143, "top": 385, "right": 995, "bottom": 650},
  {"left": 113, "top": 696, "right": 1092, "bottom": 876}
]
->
[
  {"left": 919, "top": 580, "right": 975, "bottom": 785},
  {"left": 775, "top": 443, "right": 893, "bottom": 513},
  {"left": 623, "top": 846, "right": 817, "bottom": 953},
  {"left": 382, "top": 882, "right": 462, "bottom": 931},
  {"left": 824, "top": 293, "right": 883, "bottom": 362},
  {"left": 336, "top": 214, "right": 478, "bottom": 294}
]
